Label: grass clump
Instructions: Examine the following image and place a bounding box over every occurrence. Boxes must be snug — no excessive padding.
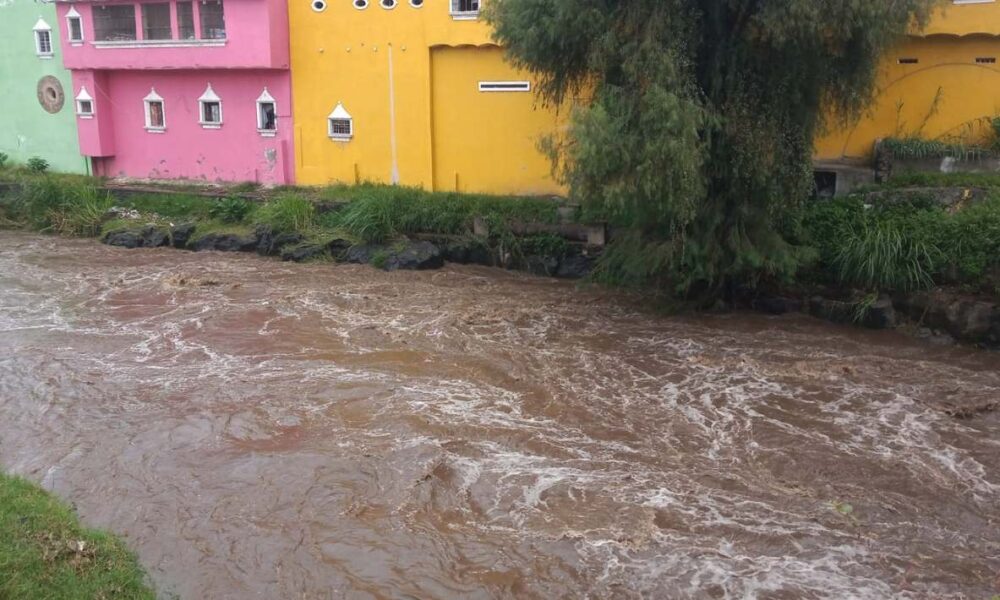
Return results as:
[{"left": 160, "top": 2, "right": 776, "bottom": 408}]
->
[
  {"left": 208, "top": 198, "right": 254, "bottom": 224},
  {"left": 254, "top": 193, "right": 315, "bottom": 233},
  {"left": 0, "top": 472, "right": 155, "bottom": 599},
  {"left": 9, "top": 178, "right": 113, "bottom": 237}
]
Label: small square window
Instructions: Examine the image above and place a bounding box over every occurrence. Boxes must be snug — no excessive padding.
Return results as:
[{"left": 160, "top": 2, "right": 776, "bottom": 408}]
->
[
  {"left": 329, "top": 118, "right": 353, "bottom": 139},
  {"left": 201, "top": 101, "right": 222, "bottom": 125},
  {"left": 450, "top": 0, "right": 479, "bottom": 18},
  {"left": 35, "top": 30, "right": 53, "bottom": 56},
  {"left": 77, "top": 100, "right": 94, "bottom": 116}
]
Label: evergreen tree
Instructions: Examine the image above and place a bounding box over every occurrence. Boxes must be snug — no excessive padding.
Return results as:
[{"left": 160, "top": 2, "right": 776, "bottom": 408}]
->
[{"left": 487, "top": 0, "right": 937, "bottom": 300}]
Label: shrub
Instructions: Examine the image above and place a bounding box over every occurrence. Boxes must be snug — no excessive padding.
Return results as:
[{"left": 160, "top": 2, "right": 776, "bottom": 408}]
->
[
  {"left": 832, "top": 218, "right": 940, "bottom": 292},
  {"left": 208, "top": 197, "right": 253, "bottom": 223},
  {"left": 254, "top": 193, "right": 315, "bottom": 233},
  {"left": 11, "top": 178, "right": 112, "bottom": 236},
  {"left": 0, "top": 152, "right": 8, "bottom": 168},
  {"left": 26, "top": 157, "right": 49, "bottom": 173}
]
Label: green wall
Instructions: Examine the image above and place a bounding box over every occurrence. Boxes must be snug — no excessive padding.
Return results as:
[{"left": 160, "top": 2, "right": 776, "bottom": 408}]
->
[{"left": 0, "top": 0, "right": 85, "bottom": 173}]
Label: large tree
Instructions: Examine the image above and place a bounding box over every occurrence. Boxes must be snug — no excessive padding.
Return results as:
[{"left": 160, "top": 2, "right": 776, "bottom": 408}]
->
[{"left": 487, "top": 0, "right": 937, "bottom": 300}]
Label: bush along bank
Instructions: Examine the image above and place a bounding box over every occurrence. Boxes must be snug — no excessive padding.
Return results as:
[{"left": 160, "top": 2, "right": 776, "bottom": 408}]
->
[
  {"left": 746, "top": 177, "right": 1000, "bottom": 349},
  {"left": 0, "top": 176, "right": 600, "bottom": 280}
]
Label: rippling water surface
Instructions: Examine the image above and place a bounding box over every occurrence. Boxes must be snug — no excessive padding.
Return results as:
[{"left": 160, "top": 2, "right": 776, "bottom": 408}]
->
[{"left": 1, "top": 231, "right": 999, "bottom": 599}]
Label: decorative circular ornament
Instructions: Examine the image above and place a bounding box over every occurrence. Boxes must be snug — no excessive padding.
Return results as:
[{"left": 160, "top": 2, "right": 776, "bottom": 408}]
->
[{"left": 37, "top": 76, "right": 65, "bottom": 114}]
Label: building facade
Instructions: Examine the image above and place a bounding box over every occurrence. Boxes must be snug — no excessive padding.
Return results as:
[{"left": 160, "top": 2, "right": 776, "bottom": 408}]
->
[
  {"left": 288, "top": 0, "right": 565, "bottom": 195},
  {"left": 816, "top": 0, "right": 1000, "bottom": 164},
  {"left": 55, "top": 0, "right": 295, "bottom": 184},
  {"left": 0, "top": 0, "right": 85, "bottom": 173}
]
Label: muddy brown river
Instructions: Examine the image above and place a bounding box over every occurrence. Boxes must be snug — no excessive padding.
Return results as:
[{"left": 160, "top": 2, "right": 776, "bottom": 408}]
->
[{"left": 1, "top": 231, "right": 999, "bottom": 599}]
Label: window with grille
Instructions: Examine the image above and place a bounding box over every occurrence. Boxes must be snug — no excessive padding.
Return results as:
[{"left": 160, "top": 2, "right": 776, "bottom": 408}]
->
[
  {"left": 142, "top": 3, "right": 172, "bottom": 40},
  {"left": 177, "top": 2, "right": 196, "bottom": 39},
  {"left": 200, "top": 0, "right": 226, "bottom": 40},
  {"left": 329, "top": 119, "right": 352, "bottom": 137},
  {"left": 450, "top": 0, "right": 479, "bottom": 17},
  {"left": 35, "top": 30, "right": 53, "bottom": 55},
  {"left": 94, "top": 5, "right": 137, "bottom": 41}
]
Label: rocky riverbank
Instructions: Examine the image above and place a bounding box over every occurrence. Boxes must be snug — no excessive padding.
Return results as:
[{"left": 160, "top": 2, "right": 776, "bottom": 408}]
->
[{"left": 101, "top": 221, "right": 598, "bottom": 278}]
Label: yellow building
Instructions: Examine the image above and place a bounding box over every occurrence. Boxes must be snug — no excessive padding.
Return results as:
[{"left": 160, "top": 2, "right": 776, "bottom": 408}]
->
[
  {"left": 816, "top": 0, "right": 1000, "bottom": 164},
  {"left": 289, "top": 0, "right": 564, "bottom": 195}
]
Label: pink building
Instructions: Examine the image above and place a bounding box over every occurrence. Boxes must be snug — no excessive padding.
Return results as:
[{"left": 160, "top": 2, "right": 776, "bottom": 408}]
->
[{"left": 56, "top": 0, "right": 294, "bottom": 185}]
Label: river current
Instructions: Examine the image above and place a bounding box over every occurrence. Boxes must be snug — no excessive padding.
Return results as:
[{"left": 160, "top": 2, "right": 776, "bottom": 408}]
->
[{"left": 1, "top": 231, "right": 998, "bottom": 599}]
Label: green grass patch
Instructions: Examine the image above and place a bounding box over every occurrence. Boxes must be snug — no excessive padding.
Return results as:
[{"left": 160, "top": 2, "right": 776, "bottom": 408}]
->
[
  {"left": 254, "top": 193, "right": 315, "bottom": 233},
  {"left": 116, "top": 193, "right": 216, "bottom": 220},
  {"left": 0, "top": 472, "right": 155, "bottom": 599},
  {"left": 883, "top": 171, "right": 1000, "bottom": 190},
  {"left": 187, "top": 220, "right": 255, "bottom": 242}
]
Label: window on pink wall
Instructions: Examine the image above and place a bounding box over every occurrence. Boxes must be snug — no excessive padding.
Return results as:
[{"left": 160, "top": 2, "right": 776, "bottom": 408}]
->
[
  {"left": 199, "top": 0, "right": 226, "bottom": 40},
  {"left": 94, "top": 5, "right": 137, "bottom": 41},
  {"left": 176, "top": 2, "right": 196, "bottom": 39},
  {"left": 142, "top": 3, "right": 172, "bottom": 40}
]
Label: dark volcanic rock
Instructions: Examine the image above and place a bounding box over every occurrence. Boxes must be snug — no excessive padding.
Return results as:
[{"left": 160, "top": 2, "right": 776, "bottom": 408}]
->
[
  {"left": 103, "top": 229, "right": 143, "bottom": 249},
  {"left": 191, "top": 232, "right": 259, "bottom": 253},
  {"left": 103, "top": 225, "right": 169, "bottom": 249},
  {"left": 280, "top": 243, "right": 330, "bottom": 263},
  {"left": 384, "top": 241, "right": 443, "bottom": 271},
  {"left": 255, "top": 224, "right": 305, "bottom": 256},
  {"left": 808, "top": 295, "right": 898, "bottom": 330},
  {"left": 897, "top": 291, "right": 1000, "bottom": 346},
  {"left": 170, "top": 223, "right": 196, "bottom": 249},
  {"left": 755, "top": 296, "right": 803, "bottom": 316},
  {"left": 555, "top": 254, "right": 593, "bottom": 279},
  {"left": 524, "top": 255, "right": 559, "bottom": 277},
  {"left": 864, "top": 295, "right": 898, "bottom": 330},
  {"left": 343, "top": 244, "right": 381, "bottom": 265}
]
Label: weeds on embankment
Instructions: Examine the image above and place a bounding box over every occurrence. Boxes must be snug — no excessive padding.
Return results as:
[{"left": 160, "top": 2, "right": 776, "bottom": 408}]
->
[{"left": 0, "top": 472, "right": 155, "bottom": 599}]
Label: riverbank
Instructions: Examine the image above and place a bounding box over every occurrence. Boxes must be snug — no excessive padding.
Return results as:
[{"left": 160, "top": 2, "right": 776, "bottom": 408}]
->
[
  {"left": 0, "top": 472, "right": 154, "bottom": 599},
  {"left": 2, "top": 169, "right": 999, "bottom": 348}
]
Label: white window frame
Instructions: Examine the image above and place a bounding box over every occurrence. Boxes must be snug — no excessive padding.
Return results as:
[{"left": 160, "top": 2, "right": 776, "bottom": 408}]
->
[
  {"left": 198, "top": 83, "right": 223, "bottom": 129},
  {"left": 328, "top": 103, "right": 353, "bottom": 141},
  {"left": 144, "top": 88, "right": 167, "bottom": 132},
  {"left": 66, "top": 7, "right": 85, "bottom": 44},
  {"left": 449, "top": 0, "right": 479, "bottom": 20},
  {"left": 33, "top": 19, "right": 54, "bottom": 58},
  {"left": 256, "top": 88, "right": 277, "bottom": 137},
  {"left": 478, "top": 81, "right": 531, "bottom": 93},
  {"left": 75, "top": 87, "right": 95, "bottom": 119}
]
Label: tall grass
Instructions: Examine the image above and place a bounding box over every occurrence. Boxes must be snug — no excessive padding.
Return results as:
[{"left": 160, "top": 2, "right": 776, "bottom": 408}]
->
[
  {"left": 832, "top": 219, "right": 939, "bottom": 292},
  {"left": 254, "top": 193, "right": 315, "bottom": 233},
  {"left": 11, "top": 178, "right": 113, "bottom": 236}
]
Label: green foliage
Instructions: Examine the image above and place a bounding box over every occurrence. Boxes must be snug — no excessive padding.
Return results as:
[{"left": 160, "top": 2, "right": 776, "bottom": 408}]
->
[
  {"left": 26, "top": 157, "right": 49, "bottom": 173},
  {"left": 0, "top": 152, "right": 8, "bottom": 168},
  {"left": 255, "top": 193, "right": 315, "bottom": 233},
  {"left": 832, "top": 219, "right": 939, "bottom": 292},
  {"left": 10, "top": 178, "right": 112, "bottom": 236},
  {"left": 119, "top": 193, "right": 215, "bottom": 220},
  {"left": 802, "top": 193, "right": 1000, "bottom": 292},
  {"left": 208, "top": 197, "right": 254, "bottom": 224},
  {"left": 880, "top": 137, "right": 994, "bottom": 161},
  {"left": 0, "top": 472, "right": 155, "bottom": 599},
  {"left": 325, "top": 183, "right": 559, "bottom": 243},
  {"left": 488, "top": 0, "right": 936, "bottom": 300},
  {"left": 883, "top": 171, "right": 1000, "bottom": 189},
  {"left": 519, "top": 233, "right": 570, "bottom": 257},
  {"left": 370, "top": 249, "right": 390, "bottom": 269}
]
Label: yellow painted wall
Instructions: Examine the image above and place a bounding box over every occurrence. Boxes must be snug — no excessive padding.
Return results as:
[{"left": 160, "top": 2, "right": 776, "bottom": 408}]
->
[
  {"left": 289, "top": 1, "right": 564, "bottom": 195},
  {"left": 816, "top": 2, "right": 1000, "bottom": 162}
]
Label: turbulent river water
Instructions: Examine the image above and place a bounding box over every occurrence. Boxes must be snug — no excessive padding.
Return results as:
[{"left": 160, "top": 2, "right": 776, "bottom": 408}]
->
[{"left": 1, "top": 231, "right": 999, "bottom": 599}]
